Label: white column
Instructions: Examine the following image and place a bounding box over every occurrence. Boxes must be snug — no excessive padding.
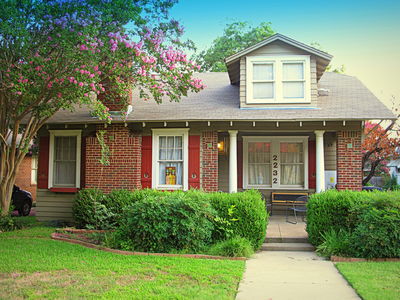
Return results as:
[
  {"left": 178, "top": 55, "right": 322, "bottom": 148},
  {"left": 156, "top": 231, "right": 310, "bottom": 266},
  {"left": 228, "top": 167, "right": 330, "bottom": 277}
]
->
[
  {"left": 228, "top": 130, "right": 238, "bottom": 193},
  {"left": 315, "top": 130, "right": 326, "bottom": 193}
]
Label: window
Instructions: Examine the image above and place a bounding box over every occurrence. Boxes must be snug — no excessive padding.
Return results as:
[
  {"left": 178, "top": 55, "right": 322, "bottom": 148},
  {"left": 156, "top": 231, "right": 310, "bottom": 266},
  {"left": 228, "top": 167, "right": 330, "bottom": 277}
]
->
[
  {"left": 31, "top": 155, "right": 38, "bottom": 185},
  {"left": 246, "top": 55, "right": 310, "bottom": 104},
  {"left": 48, "top": 130, "right": 81, "bottom": 188},
  {"left": 243, "top": 137, "right": 308, "bottom": 189},
  {"left": 152, "top": 129, "right": 189, "bottom": 190}
]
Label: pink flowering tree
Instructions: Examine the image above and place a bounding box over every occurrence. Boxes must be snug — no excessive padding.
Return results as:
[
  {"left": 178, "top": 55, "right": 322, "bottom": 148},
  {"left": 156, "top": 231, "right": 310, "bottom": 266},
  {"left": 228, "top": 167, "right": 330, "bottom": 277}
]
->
[{"left": 0, "top": 0, "right": 204, "bottom": 215}]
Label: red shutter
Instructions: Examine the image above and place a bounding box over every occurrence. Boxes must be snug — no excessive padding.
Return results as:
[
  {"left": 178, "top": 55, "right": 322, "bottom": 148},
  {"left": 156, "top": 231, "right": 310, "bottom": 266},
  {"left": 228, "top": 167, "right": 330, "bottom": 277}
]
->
[
  {"left": 37, "top": 136, "right": 49, "bottom": 189},
  {"left": 237, "top": 140, "right": 243, "bottom": 189},
  {"left": 141, "top": 136, "right": 152, "bottom": 188},
  {"left": 308, "top": 140, "right": 316, "bottom": 189},
  {"left": 188, "top": 135, "right": 201, "bottom": 189}
]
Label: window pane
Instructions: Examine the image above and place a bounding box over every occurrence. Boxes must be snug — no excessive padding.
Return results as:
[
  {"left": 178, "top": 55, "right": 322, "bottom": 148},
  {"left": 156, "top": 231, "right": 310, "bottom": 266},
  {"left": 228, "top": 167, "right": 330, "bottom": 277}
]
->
[
  {"left": 248, "top": 164, "right": 271, "bottom": 185},
  {"left": 54, "top": 136, "right": 77, "bottom": 186},
  {"left": 248, "top": 142, "right": 270, "bottom": 163},
  {"left": 253, "top": 82, "right": 274, "bottom": 99},
  {"left": 280, "top": 142, "right": 304, "bottom": 185},
  {"left": 281, "top": 164, "right": 304, "bottom": 185},
  {"left": 283, "top": 82, "right": 304, "bottom": 98},
  {"left": 253, "top": 63, "right": 274, "bottom": 81},
  {"left": 159, "top": 162, "right": 183, "bottom": 185},
  {"left": 283, "top": 63, "right": 303, "bottom": 80}
]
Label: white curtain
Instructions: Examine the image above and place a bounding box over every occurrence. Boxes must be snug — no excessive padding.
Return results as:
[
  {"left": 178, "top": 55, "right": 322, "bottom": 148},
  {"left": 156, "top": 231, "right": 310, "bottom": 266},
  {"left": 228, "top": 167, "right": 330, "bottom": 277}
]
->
[
  {"left": 54, "top": 136, "right": 76, "bottom": 186},
  {"left": 283, "top": 63, "right": 304, "bottom": 98},
  {"left": 280, "top": 143, "right": 304, "bottom": 185},
  {"left": 253, "top": 63, "right": 274, "bottom": 80},
  {"left": 159, "top": 136, "right": 183, "bottom": 185},
  {"left": 248, "top": 142, "right": 271, "bottom": 185},
  {"left": 253, "top": 63, "right": 274, "bottom": 99}
]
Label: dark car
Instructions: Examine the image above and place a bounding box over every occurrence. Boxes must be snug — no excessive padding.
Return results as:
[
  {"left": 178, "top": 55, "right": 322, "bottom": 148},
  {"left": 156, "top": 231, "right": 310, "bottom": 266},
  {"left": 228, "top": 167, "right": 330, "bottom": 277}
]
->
[
  {"left": 362, "top": 186, "right": 383, "bottom": 192},
  {"left": 12, "top": 185, "right": 32, "bottom": 216}
]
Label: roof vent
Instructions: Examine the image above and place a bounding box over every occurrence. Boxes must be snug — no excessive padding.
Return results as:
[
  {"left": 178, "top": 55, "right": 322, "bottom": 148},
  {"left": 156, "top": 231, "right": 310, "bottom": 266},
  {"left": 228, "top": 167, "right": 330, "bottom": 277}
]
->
[{"left": 318, "top": 88, "right": 329, "bottom": 96}]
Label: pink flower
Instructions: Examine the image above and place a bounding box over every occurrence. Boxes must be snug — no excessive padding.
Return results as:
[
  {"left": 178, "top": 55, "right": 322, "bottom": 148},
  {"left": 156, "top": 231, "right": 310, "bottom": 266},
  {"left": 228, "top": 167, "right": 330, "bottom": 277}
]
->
[
  {"left": 78, "top": 82, "right": 84, "bottom": 87},
  {"left": 57, "top": 93, "right": 62, "bottom": 98}
]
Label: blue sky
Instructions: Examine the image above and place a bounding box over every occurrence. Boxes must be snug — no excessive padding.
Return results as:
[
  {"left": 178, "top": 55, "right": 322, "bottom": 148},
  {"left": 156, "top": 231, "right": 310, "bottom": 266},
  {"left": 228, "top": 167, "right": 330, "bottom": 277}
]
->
[{"left": 170, "top": 0, "right": 400, "bottom": 109}]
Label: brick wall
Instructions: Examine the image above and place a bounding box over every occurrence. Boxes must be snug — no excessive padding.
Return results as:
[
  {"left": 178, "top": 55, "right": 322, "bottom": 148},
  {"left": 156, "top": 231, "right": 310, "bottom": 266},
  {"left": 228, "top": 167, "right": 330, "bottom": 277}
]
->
[
  {"left": 201, "top": 131, "right": 218, "bottom": 192},
  {"left": 336, "top": 130, "right": 362, "bottom": 191},
  {"left": 85, "top": 124, "right": 141, "bottom": 193},
  {"left": 15, "top": 155, "right": 37, "bottom": 202}
]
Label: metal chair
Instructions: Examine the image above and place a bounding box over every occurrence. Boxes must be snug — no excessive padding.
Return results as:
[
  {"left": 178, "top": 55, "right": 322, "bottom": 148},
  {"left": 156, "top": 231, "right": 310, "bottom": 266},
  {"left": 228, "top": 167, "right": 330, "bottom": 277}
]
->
[{"left": 286, "top": 195, "right": 308, "bottom": 224}]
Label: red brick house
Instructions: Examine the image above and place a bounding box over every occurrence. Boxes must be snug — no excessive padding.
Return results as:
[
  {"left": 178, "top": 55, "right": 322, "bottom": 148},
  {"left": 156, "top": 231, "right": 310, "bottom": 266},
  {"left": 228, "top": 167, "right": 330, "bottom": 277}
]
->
[
  {"left": 15, "top": 154, "right": 37, "bottom": 202},
  {"left": 35, "top": 34, "right": 395, "bottom": 221}
]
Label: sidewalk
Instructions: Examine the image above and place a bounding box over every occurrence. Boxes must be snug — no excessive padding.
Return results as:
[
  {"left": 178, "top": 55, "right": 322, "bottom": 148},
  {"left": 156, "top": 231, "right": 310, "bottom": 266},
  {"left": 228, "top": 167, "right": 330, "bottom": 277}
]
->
[{"left": 236, "top": 251, "right": 360, "bottom": 300}]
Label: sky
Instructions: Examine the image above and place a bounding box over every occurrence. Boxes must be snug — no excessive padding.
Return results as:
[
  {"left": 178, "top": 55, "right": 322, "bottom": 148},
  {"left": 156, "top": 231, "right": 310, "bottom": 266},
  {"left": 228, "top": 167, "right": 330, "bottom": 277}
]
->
[{"left": 169, "top": 0, "right": 400, "bottom": 110}]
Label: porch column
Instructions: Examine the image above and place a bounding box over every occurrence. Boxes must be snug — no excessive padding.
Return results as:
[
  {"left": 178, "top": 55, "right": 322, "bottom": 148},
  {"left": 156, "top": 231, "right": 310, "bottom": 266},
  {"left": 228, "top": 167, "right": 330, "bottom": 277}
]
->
[
  {"left": 315, "top": 130, "right": 326, "bottom": 193},
  {"left": 228, "top": 130, "right": 238, "bottom": 193}
]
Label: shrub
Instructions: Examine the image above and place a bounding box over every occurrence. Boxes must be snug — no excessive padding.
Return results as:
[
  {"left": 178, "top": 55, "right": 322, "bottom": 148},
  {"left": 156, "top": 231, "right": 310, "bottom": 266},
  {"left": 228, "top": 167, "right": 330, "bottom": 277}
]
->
[
  {"left": 351, "top": 208, "right": 400, "bottom": 258},
  {"left": 316, "top": 229, "right": 352, "bottom": 258},
  {"left": 207, "top": 237, "right": 254, "bottom": 258},
  {"left": 115, "top": 193, "right": 216, "bottom": 253},
  {"left": 73, "top": 189, "right": 109, "bottom": 229},
  {"left": 306, "top": 190, "right": 366, "bottom": 245},
  {"left": 208, "top": 190, "right": 267, "bottom": 250}
]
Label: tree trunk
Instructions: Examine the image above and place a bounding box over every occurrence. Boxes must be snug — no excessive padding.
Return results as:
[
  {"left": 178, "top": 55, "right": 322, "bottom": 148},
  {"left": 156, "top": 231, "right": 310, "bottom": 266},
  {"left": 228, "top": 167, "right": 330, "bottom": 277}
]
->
[
  {"left": 362, "top": 159, "right": 381, "bottom": 186},
  {"left": 0, "top": 176, "right": 16, "bottom": 216}
]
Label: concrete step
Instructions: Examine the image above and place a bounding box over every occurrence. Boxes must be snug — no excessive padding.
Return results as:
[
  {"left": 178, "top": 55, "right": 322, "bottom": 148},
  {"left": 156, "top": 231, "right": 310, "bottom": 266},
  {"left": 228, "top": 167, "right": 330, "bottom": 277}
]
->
[
  {"left": 265, "top": 237, "right": 309, "bottom": 243},
  {"left": 261, "top": 242, "right": 315, "bottom": 252}
]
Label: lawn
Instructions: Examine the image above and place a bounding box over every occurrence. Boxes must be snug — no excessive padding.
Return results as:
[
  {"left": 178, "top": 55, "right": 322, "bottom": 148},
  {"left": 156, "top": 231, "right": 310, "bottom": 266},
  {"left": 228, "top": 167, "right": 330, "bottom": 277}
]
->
[
  {"left": 336, "top": 262, "right": 400, "bottom": 300},
  {"left": 0, "top": 223, "right": 245, "bottom": 299}
]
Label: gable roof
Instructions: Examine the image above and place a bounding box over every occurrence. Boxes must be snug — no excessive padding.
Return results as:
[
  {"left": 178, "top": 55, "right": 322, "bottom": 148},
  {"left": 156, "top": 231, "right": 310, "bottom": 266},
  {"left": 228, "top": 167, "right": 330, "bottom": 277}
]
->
[
  {"left": 225, "top": 33, "right": 333, "bottom": 85},
  {"left": 47, "top": 72, "right": 396, "bottom": 124},
  {"left": 225, "top": 33, "right": 333, "bottom": 64}
]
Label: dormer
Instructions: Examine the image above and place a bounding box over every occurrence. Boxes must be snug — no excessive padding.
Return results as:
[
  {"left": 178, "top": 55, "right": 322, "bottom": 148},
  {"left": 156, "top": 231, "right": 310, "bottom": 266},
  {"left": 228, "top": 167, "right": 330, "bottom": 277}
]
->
[{"left": 225, "top": 34, "right": 333, "bottom": 108}]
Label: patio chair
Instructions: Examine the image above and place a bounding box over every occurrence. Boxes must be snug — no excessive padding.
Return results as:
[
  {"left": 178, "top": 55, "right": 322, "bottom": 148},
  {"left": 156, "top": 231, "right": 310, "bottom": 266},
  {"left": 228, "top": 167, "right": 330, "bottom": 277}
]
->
[{"left": 286, "top": 195, "right": 308, "bottom": 224}]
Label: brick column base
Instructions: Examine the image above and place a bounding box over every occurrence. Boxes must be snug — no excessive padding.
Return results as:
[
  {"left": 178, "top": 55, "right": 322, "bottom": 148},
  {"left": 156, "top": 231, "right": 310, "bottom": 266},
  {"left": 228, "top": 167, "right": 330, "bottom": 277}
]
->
[
  {"left": 85, "top": 124, "right": 141, "bottom": 193},
  {"left": 336, "top": 131, "right": 362, "bottom": 191},
  {"left": 201, "top": 131, "right": 218, "bottom": 192}
]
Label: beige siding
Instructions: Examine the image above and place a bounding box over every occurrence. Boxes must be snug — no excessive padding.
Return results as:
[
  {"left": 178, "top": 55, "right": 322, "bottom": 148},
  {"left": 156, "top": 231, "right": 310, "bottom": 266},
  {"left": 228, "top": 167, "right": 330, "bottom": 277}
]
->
[
  {"left": 324, "top": 132, "right": 337, "bottom": 171},
  {"left": 239, "top": 40, "right": 318, "bottom": 108},
  {"left": 36, "top": 189, "right": 75, "bottom": 222}
]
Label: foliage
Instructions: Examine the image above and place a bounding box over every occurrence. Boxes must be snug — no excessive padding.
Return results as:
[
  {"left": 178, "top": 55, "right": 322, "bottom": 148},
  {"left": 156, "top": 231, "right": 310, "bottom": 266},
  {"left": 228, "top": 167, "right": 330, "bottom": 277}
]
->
[
  {"left": 0, "top": 0, "right": 204, "bottom": 215},
  {"left": 194, "top": 21, "right": 275, "bottom": 72},
  {"left": 0, "top": 227, "right": 245, "bottom": 299},
  {"left": 307, "top": 190, "right": 400, "bottom": 258},
  {"left": 383, "top": 174, "right": 400, "bottom": 191},
  {"left": 336, "top": 262, "right": 400, "bottom": 300},
  {"left": 362, "top": 120, "right": 400, "bottom": 185},
  {"left": 212, "top": 204, "right": 238, "bottom": 241},
  {"left": 350, "top": 208, "right": 400, "bottom": 258},
  {"left": 115, "top": 193, "right": 216, "bottom": 253},
  {"left": 96, "top": 130, "right": 111, "bottom": 166},
  {"left": 0, "top": 215, "right": 38, "bottom": 232},
  {"left": 208, "top": 189, "right": 267, "bottom": 250},
  {"left": 207, "top": 237, "right": 254, "bottom": 258},
  {"left": 316, "top": 229, "right": 352, "bottom": 258}
]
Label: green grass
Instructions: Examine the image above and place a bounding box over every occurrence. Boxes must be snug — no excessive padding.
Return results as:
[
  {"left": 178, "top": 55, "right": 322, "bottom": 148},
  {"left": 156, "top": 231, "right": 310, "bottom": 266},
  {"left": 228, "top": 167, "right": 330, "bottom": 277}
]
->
[
  {"left": 0, "top": 224, "right": 245, "bottom": 299},
  {"left": 336, "top": 262, "right": 400, "bottom": 300}
]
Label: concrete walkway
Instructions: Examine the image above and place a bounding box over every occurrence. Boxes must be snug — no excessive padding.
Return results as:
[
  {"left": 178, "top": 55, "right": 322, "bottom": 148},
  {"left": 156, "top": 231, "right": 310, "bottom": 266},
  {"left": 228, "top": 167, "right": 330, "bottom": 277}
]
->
[{"left": 236, "top": 251, "right": 360, "bottom": 300}]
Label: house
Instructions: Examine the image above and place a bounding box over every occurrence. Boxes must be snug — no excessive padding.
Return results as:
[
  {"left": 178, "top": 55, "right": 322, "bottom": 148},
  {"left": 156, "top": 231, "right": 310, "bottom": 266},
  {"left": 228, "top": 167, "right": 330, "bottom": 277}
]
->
[
  {"left": 35, "top": 34, "right": 395, "bottom": 222},
  {"left": 15, "top": 154, "right": 38, "bottom": 203}
]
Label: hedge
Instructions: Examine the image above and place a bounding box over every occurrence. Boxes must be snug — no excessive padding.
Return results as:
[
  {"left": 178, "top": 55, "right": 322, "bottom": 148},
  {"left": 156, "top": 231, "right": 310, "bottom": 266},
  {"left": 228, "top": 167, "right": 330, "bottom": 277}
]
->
[{"left": 307, "top": 190, "right": 400, "bottom": 258}]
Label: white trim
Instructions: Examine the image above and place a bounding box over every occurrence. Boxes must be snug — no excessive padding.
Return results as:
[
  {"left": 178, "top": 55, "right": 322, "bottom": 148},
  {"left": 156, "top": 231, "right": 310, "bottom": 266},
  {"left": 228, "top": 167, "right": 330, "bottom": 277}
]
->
[
  {"left": 151, "top": 128, "right": 189, "bottom": 191},
  {"left": 242, "top": 136, "right": 309, "bottom": 190},
  {"left": 31, "top": 155, "right": 38, "bottom": 185},
  {"left": 48, "top": 130, "right": 81, "bottom": 189},
  {"left": 246, "top": 55, "right": 311, "bottom": 104}
]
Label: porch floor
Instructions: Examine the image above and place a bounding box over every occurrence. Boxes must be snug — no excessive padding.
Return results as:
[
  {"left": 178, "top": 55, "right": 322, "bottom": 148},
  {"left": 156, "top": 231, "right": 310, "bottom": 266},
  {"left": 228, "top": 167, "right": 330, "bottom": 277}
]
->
[{"left": 266, "top": 215, "right": 308, "bottom": 241}]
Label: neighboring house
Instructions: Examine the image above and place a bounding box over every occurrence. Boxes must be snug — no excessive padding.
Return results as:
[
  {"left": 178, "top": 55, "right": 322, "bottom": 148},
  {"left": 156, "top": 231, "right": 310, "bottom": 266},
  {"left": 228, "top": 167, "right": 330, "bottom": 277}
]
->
[
  {"left": 15, "top": 154, "right": 38, "bottom": 202},
  {"left": 35, "top": 33, "right": 395, "bottom": 221}
]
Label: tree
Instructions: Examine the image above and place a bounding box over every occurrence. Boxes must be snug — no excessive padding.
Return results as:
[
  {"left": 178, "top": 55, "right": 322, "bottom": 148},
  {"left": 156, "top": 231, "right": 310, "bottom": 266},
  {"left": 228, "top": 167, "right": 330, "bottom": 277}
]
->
[
  {"left": 194, "top": 21, "right": 275, "bottom": 72},
  {"left": 310, "top": 42, "right": 345, "bottom": 74},
  {"left": 0, "top": 0, "right": 204, "bottom": 216},
  {"left": 362, "top": 100, "right": 400, "bottom": 185}
]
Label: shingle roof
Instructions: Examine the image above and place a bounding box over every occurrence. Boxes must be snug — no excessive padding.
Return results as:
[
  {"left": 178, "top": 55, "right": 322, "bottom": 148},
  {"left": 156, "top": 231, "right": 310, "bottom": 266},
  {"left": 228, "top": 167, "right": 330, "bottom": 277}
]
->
[{"left": 47, "top": 72, "right": 395, "bottom": 124}]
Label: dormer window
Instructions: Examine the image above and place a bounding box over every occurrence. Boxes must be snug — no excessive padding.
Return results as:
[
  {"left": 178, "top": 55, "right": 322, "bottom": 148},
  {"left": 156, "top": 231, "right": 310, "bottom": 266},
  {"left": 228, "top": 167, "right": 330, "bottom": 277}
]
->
[{"left": 246, "top": 55, "right": 311, "bottom": 104}]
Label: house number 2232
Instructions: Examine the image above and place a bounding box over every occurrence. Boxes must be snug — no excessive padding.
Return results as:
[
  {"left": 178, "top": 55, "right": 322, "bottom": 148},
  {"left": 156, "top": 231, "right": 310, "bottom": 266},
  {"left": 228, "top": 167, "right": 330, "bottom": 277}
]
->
[{"left": 272, "top": 155, "right": 278, "bottom": 185}]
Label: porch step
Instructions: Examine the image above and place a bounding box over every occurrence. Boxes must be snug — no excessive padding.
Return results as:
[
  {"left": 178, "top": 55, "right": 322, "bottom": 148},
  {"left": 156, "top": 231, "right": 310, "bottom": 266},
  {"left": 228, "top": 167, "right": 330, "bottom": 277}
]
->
[
  {"left": 265, "top": 237, "right": 309, "bottom": 243},
  {"left": 261, "top": 242, "right": 315, "bottom": 252}
]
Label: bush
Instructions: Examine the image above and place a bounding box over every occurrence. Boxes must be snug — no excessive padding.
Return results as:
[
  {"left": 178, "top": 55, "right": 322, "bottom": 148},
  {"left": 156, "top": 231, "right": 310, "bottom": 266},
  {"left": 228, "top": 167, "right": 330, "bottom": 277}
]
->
[
  {"left": 351, "top": 208, "right": 400, "bottom": 258},
  {"left": 73, "top": 189, "right": 109, "bottom": 229},
  {"left": 316, "top": 229, "right": 352, "bottom": 258},
  {"left": 207, "top": 237, "right": 254, "bottom": 258},
  {"left": 115, "top": 193, "right": 216, "bottom": 253},
  {"left": 208, "top": 190, "right": 267, "bottom": 250},
  {"left": 0, "top": 215, "right": 38, "bottom": 232}
]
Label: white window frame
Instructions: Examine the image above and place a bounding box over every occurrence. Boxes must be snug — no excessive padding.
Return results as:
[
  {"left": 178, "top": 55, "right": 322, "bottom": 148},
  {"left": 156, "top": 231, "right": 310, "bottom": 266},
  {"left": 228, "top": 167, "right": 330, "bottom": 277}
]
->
[
  {"left": 48, "top": 130, "right": 82, "bottom": 189},
  {"left": 246, "top": 55, "right": 311, "bottom": 104},
  {"left": 243, "top": 136, "right": 309, "bottom": 190},
  {"left": 152, "top": 128, "right": 189, "bottom": 191},
  {"left": 31, "top": 155, "right": 38, "bottom": 185}
]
